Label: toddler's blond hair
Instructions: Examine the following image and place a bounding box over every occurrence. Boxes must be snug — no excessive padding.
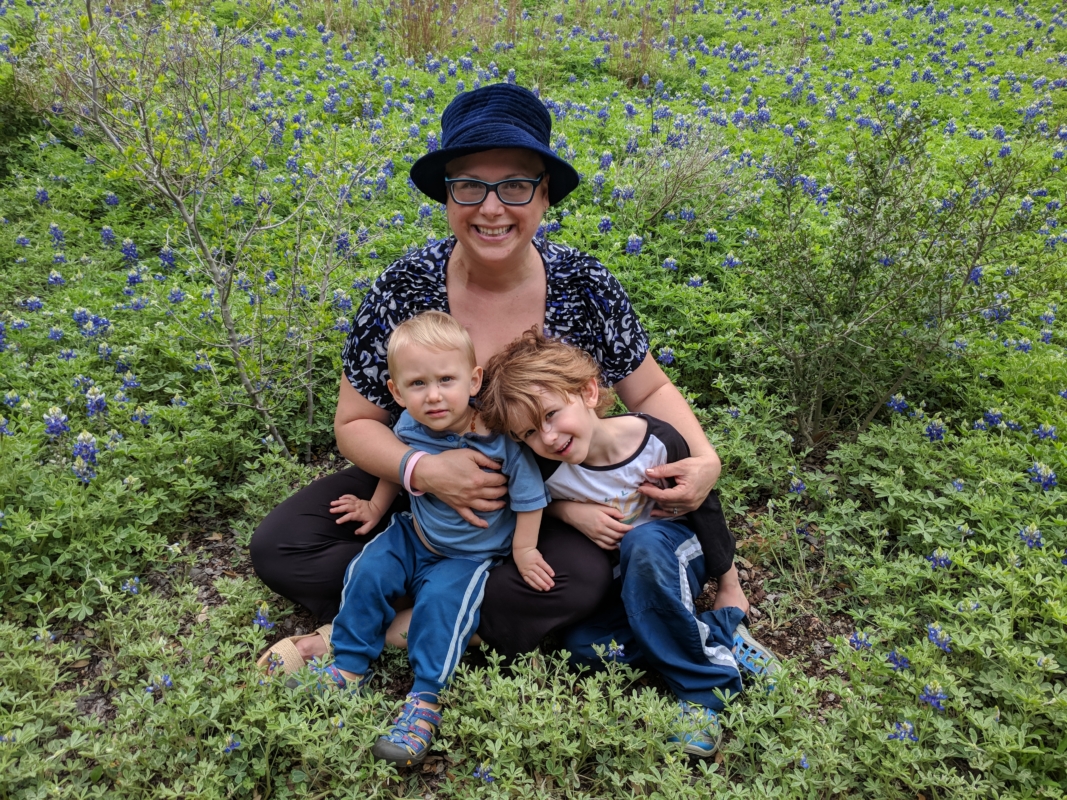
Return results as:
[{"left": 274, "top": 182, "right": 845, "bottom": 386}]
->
[
  {"left": 480, "top": 328, "right": 616, "bottom": 437},
  {"left": 386, "top": 311, "right": 476, "bottom": 377}
]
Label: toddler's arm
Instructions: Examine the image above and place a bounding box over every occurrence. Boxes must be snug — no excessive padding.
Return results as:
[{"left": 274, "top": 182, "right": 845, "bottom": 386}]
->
[
  {"left": 512, "top": 509, "right": 553, "bottom": 591},
  {"left": 547, "top": 500, "right": 634, "bottom": 550},
  {"left": 329, "top": 479, "right": 401, "bottom": 535}
]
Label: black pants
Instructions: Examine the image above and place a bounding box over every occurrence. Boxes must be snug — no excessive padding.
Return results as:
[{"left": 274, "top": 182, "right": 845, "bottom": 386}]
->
[{"left": 249, "top": 465, "right": 614, "bottom": 659}]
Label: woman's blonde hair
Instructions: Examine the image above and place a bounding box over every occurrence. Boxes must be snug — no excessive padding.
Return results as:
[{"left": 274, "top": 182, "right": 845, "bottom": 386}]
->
[
  {"left": 387, "top": 311, "right": 476, "bottom": 376},
  {"left": 480, "top": 328, "right": 616, "bottom": 436}
]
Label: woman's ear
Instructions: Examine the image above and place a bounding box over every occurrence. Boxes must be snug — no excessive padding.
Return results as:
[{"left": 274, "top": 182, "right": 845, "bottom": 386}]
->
[
  {"left": 469, "top": 365, "right": 484, "bottom": 396},
  {"left": 581, "top": 378, "right": 600, "bottom": 409}
]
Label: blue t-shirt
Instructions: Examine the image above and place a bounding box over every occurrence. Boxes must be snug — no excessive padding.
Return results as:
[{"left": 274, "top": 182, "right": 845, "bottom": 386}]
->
[{"left": 394, "top": 411, "right": 549, "bottom": 560}]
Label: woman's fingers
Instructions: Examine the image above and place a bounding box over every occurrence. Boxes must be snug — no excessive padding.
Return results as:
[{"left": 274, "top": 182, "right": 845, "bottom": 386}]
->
[{"left": 454, "top": 505, "right": 491, "bottom": 529}]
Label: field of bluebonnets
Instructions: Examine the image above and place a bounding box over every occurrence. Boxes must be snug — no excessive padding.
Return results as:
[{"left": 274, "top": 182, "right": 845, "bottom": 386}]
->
[{"left": 1, "top": 0, "right": 1066, "bottom": 796}]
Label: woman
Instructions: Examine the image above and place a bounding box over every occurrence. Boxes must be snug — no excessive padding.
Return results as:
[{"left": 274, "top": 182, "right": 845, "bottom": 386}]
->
[{"left": 251, "top": 83, "right": 753, "bottom": 673}]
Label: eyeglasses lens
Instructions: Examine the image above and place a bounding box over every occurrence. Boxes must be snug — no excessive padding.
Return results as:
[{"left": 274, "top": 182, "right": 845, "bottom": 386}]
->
[{"left": 450, "top": 180, "right": 535, "bottom": 205}]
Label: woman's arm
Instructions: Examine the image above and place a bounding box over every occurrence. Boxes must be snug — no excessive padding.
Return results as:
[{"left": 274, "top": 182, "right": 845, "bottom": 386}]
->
[
  {"left": 613, "top": 354, "right": 722, "bottom": 514},
  {"left": 334, "top": 376, "right": 507, "bottom": 527}
]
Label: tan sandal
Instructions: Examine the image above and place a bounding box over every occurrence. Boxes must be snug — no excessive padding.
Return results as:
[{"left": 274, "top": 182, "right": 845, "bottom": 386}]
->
[{"left": 256, "top": 623, "right": 333, "bottom": 676}]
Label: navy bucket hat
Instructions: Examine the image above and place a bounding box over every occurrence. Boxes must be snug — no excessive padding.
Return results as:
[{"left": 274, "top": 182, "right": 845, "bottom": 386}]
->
[{"left": 410, "top": 84, "right": 580, "bottom": 206}]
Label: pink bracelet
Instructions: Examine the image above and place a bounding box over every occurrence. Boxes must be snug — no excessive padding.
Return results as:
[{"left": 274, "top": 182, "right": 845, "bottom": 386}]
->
[{"left": 403, "top": 450, "right": 427, "bottom": 496}]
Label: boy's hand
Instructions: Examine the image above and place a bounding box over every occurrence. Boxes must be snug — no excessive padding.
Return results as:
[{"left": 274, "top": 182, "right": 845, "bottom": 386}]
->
[
  {"left": 514, "top": 547, "right": 555, "bottom": 591},
  {"left": 329, "top": 494, "right": 385, "bottom": 535},
  {"left": 561, "top": 502, "right": 633, "bottom": 550}
]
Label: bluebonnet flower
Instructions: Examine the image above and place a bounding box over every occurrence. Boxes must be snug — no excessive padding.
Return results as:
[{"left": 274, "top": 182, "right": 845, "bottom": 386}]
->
[
  {"left": 887, "top": 649, "right": 910, "bottom": 671},
  {"left": 36, "top": 187, "right": 49, "bottom": 205},
  {"left": 169, "top": 289, "right": 186, "bottom": 304},
  {"left": 625, "top": 234, "right": 643, "bottom": 255},
  {"left": 53, "top": 253, "right": 67, "bottom": 265},
  {"left": 1060, "top": 389, "right": 1067, "bottom": 401},
  {"left": 599, "top": 151, "right": 613, "bottom": 170},
  {"left": 71, "top": 430, "right": 99, "bottom": 468},
  {"left": 121, "top": 239, "right": 139, "bottom": 264},
  {"left": 159, "top": 246, "right": 176, "bottom": 269},
  {"left": 789, "top": 477, "right": 806, "bottom": 494},
  {"left": 727, "top": 408, "right": 741, "bottom": 419},
  {"left": 4, "top": 392, "right": 19, "bottom": 408},
  {"left": 252, "top": 603, "right": 275, "bottom": 630},
  {"left": 332, "top": 290, "right": 352, "bottom": 311},
  {"left": 100, "top": 226, "right": 116, "bottom": 246},
  {"left": 704, "top": 229, "right": 718, "bottom": 243},
  {"left": 926, "top": 548, "right": 951, "bottom": 569},
  {"left": 0, "top": 418, "right": 12, "bottom": 438},
  {"left": 606, "top": 641, "right": 625, "bottom": 660},
  {"left": 662, "top": 257, "right": 677, "bottom": 271},
  {"left": 131, "top": 406, "right": 151, "bottom": 426},
  {"left": 925, "top": 420, "right": 945, "bottom": 442},
  {"left": 951, "top": 479, "right": 965, "bottom": 492},
  {"left": 1027, "top": 462, "right": 1057, "bottom": 491},
  {"left": 888, "top": 721, "right": 918, "bottom": 742},
  {"left": 886, "top": 394, "right": 908, "bottom": 413},
  {"left": 334, "top": 316, "right": 353, "bottom": 334},
  {"left": 1033, "top": 424, "right": 1057, "bottom": 440},
  {"left": 222, "top": 734, "right": 241, "bottom": 754},
  {"left": 43, "top": 407, "right": 70, "bottom": 438},
  {"left": 22, "top": 297, "right": 43, "bottom": 312},
  {"left": 473, "top": 763, "right": 494, "bottom": 783},
  {"left": 598, "top": 217, "right": 612, "bottom": 233},
  {"left": 16, "top": 236, "right": 30, "bottom": 247},
  {"left": 48, "top": 327, "right": 64, "bottom": 342},
  {"left": 122, "top": 372, "right": 140, "bottom": 390},
  {"left": 1041, "top": 330, "right": 1053, "bottom": 344},
  {"left": 657, "top": 347, "right": 675, "bottom": 365},
  {"left": 983, "top": 408, "right": 1003, "bottom": 427},
  {"left": 919, "top": 682, "right": 948, "bottom": 712},
  {"left": 966, "top": 266, "right": 982, "bottom": 285},
  {"left": 48, "top": 270, "right": 65, "bottom": 286},
  {"left": 49, "top": 223, "right": 64, "bottom": 247},
  {"left": 1015, "top": 339, "right": 1032, "bottom": 353},
  {"left": 85, "top": 387, "right": 107, "bottom": 417},
  {"left": 121, "top": 577, "right": 141, "bottom": 595},
  {"left": 171, "top": 395, "right": 187, "bottom": 407},
  {"left": 798, "top": 753, "right": 810, "bottom": 769},
  {"left": 849, "top": 631, "right": 872, "bottom": 650},
  {"left": 126, "top": 269, "right": 142, "bottom": 288},
  {"left": 722, "top": 252, "right": 741, "bottom": 268},
  {"left": 687, "top": 275, "right": 704, "bottom": 288},
  {"left": 1019, "top": 524, "right": 1043, "bottom": 549},
  {"left": 59, "top": 349, "right": 77, "bottom": 361},
  {"left": 104, "top": 192, "right": 119, "bottom": 207},
  {"left": 927, "top": 623, "right": 952, "bottom": 653}
]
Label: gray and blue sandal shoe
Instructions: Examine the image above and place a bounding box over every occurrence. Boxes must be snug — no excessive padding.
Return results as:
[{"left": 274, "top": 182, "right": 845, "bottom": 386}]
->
[
  {"left": 372, "top": 692, "right": 442, "bottom": 768},
  {"left": 732, "top": 621, "right": 782, "bottom": 677}
]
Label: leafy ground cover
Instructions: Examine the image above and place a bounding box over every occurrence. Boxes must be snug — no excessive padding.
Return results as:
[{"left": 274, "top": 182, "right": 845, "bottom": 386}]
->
[{"left": 1, "top": 0, "right": 1065, "bottom": 796}]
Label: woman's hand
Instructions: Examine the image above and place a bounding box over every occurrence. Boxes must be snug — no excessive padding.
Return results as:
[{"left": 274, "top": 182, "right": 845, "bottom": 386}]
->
[
  {"left": 553, "top": 500, "right": 634, "bottom": 550},
  {"left": 411, "top": 448, "right": 508, "bottom": 528},
  {"left": 638, "top": 453, "right": 722, "bottom": 517}
]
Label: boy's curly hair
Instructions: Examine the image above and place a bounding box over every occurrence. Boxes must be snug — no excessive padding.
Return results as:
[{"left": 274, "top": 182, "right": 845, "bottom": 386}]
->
[{"left": 480, "top": 328, "right": 616, "bottom": 437}]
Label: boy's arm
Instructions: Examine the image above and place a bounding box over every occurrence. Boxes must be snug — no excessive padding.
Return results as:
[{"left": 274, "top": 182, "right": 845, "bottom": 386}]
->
[
  {"left": 369, "top": 478, "right": 402, "bottom": 516},
  {"left": 512, "top": 509, "right": 554, "bottom": 591}
]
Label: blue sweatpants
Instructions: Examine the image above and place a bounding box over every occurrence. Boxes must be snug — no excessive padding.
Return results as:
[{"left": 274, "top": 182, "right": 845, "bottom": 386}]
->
[
  {"left": 331, "top": 512, "right": 494, "bottom": 699},
  {"left": 559, "top": 520, "right": 744, "bottom": 711}
]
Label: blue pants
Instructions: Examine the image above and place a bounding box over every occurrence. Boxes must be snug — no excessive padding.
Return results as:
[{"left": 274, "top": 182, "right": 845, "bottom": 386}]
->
[
  {"left": 331, "top": 513, "right": 494, "bottom": 699},
  {"left": 559, "top": 520, "right": 744, "bottom": 711}
]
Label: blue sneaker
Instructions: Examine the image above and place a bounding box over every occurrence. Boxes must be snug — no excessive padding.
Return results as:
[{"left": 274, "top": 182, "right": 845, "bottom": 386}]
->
[
  {"left": 732, "top": 622, "right": 781, "bottom": 677},
  {"left": 668, "top": 702, "right": 722, "bottom": 758}
]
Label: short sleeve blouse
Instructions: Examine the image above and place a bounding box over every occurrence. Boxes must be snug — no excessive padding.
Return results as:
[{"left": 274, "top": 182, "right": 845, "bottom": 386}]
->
[{"left": 341, "top": 236, "right": 649, "bottom": 419}]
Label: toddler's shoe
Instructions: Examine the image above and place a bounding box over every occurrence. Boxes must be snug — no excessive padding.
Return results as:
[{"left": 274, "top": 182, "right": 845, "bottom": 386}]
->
[
  {"left": 732, "top": 622, "right": 782, "bottom": 677},
  {"left": 372, "top": 692, "right": 442, "bottom": 768},
  {"left": 668, "top": 702, "right": 722, "bottom": 758}
]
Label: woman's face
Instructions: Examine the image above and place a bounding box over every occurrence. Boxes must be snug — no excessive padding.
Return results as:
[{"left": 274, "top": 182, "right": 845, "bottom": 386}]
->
[{"left": 445, "top": 148, "right": 550, "bottom": 271}]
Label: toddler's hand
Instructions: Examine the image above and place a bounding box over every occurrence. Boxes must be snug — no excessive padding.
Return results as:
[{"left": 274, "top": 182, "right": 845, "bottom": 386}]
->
[
  {"left": 329, "top": 494, "right": 384, "bottom": 536},
  {"left": 565, "top": 503, "right": 633, "bottom": 550},
  {"left": 514, "top": 547, "right": 555, "bottom": 592}
]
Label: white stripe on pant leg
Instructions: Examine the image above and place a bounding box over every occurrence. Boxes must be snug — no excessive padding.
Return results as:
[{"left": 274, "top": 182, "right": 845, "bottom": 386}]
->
[
  {"left": 438, "top": 558, "right": 494, "bottom": 683},
  {"left": 444, "top": 563, "right": 491, "bottom": 680},
  {"left": 336, "top": 512, "right": 409, "bottom": 617},
  {"left": 674, "top": 535, "right": 740, "bottom": 673}
]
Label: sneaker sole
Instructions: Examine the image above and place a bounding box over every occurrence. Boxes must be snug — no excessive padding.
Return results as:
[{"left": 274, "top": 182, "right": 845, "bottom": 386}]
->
[
  {"left": 733, "top": 623, "right": 782, "bottom": 676},
  {"left": 372, "top": 737, "right": 429, "bottom": 768}
]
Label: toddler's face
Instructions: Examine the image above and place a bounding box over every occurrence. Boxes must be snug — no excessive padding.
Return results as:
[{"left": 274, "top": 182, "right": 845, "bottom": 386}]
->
[
  {"left": 514, "top": 383, "right": 598, "bottom": 464},
  {"left": 387, "top": 344, "right": 482, "bottom": 433}
]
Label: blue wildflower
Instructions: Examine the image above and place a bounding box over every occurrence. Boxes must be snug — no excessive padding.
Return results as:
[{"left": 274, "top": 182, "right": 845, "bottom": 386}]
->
[
  {"left": 887, "top": 649, "right": 910, "bottom": 671},
  {"left": 0, "top": 418, "right": 12, "bottom": 438},
  {"left": 222, "top": 734, "right": 241, "bottom": 754},
  {"left": 104, "top": 192, "right": 119, "bottom": 207},
  {"left": 473, "top": 763, "right": 494, "bottom": 783},
  {"left": 927, "top": 623, "right": 952, "bottom": 653},
  {"left": 101, "top": 226, "right": 116, "bottom": 246},
  {"left": 48, "top": 327, "right": 64, "bottom": 342},
  {"left": 36, "top": 187, "right": 49, "bottom": 205},
  {"left": 925, "top": 420, "right": 945, "bottom": 442},
  {"left": 926, "top": 548, "right": 951, "bottom": 569},
  {"left": 1027, "top": 462, "right": 1057, "bottom": 491},
  {"left": 704, "top": 228, "right": 718, "bottom": 243},
  {"left": 625, "top": 234, "right": 643, "bottom": 255},
  {"left": 1019, "top": 524, "right": 1043, "bottom": 549},
  {"left": 606, "top": 641, "right": 625, "bottom": 660},
  {"left": 169, "top": 289, "right": 186, "bottom": 304},
  {"left": 131, "top": 406, "right": 151, "bottom": 426},
  {"left": 849, "top": 631, "right": 872, "bottom": 650},
  {"left": 919, "top": 682, "right": 948, "bottom": 712},
  {"left": 798, "top": 753, "right": 810, "bottom": 769},
  {"left": 48, "top": 223, "right": 64, "bottom": 247},
  {"left": 789, "top": 477, "right": 806, "bottom": 494},
  {"left": 657, "top": 347, "right": 675, "bottom": 365},
  {"left": 121, "top": 239, "right": 139, "bottom": 264},
  {"left": 43, "top": 407, "right": 70, "bottom": 438},
  {"left": 598, "top": 217, "right": 613, "bottom": 233},
  {"left": 1033, "top": 424, "right": 1057, "bottom": 440},
  {"left": 662, "top": 257, "right": 677, "bottom": 271},
  {"left": 121, "top": 577, "right": 141, "bottom": 595},
  {"left": 951, "top": 479, "right": 964, "bottom": 492},
  {"left": 252, "top": 603, "right": 275, "bottom": 631},
  {"left": 687, "top": 275, "right": 704, "bottom": 288},
  {"left": 722, "top": 252, "right": 741, "bottom": 268},
  {"left": 886, "top": 394, "right": 908, "bottom": 413},
  {"left": 48, "top": 270, "right": 66, "bottom": 286},
  {"left": 16, "top": 236, "right": 30, "bottom": 247},
  {"left": 888, "top": 721, "right": 919, "bottom": 742}
]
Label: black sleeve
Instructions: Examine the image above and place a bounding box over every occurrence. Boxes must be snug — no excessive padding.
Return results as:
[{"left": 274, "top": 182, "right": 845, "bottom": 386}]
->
[
  {"left": 533, "top": 452, "right": 562, "bottom": 483},
  {"left": 640, "top": 415, "right": 737, "bottom": 581}
]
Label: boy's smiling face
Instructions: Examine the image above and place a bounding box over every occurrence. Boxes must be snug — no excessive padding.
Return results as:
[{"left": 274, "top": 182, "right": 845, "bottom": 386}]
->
[
  {"left": 515, "top": 382, "right": 600, "bottom": 464},
  {"left": 387, "top": 344, "right": 482, "bottom": 434}
]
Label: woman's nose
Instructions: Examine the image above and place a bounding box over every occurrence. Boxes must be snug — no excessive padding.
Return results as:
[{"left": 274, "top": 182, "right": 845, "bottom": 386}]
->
[{"left": 479, "top": 188, "right": 505, "bottom": 215}]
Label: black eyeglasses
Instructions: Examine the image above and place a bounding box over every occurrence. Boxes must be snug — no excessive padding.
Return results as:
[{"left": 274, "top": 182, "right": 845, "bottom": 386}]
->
[{"left": 444, "top": 174, "right": 544, "bottom": 206}]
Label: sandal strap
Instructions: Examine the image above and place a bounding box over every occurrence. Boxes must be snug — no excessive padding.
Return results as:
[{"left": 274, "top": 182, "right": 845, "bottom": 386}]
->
[{"left": 381, "top": 697, "right": 441, "bottom": 754}]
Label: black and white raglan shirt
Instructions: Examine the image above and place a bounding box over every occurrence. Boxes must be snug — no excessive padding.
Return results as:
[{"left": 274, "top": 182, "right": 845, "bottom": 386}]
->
[{"left": 535, "top": 414, "right": 736, "bottom": 581}]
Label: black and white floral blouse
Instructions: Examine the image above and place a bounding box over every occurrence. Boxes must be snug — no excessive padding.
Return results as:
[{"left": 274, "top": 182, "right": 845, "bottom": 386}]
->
[{"left": 341, "top": 236, "right": 649, "bottom": 420}]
